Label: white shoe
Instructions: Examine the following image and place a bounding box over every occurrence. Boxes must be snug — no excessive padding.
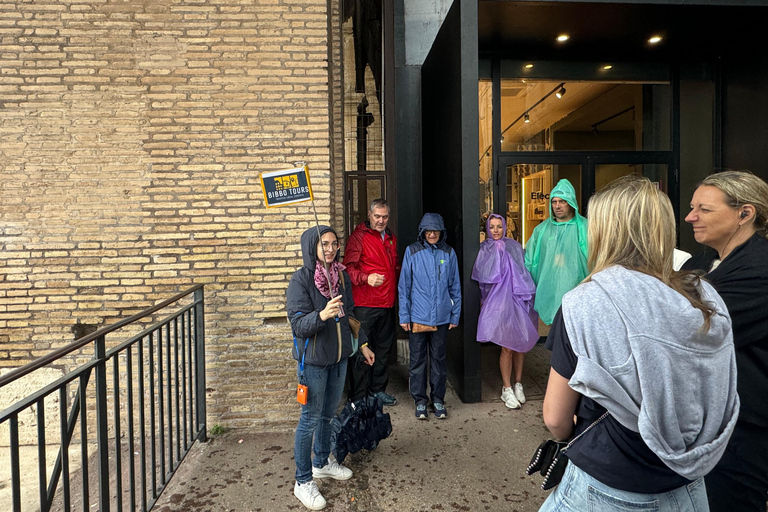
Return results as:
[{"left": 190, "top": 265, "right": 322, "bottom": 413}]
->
[
  {"left": 312, "top": 459, "right": 353, "bottom": 480},
  {"left": 514, "top": 382, "right": 526, "bottom": 404},
  {"left": 501, "top": 387, "right": 520, "bottom": 409},
  {"left": 294, "top": 480, "right": 326, "bottom": 510}
]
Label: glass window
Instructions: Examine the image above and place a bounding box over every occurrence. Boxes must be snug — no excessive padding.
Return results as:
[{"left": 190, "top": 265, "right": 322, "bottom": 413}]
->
[
  {"left": 595, "top": 163, "right": 669, "bottom": 192},
  {"left": 479, "top": 79, "right": 494, "bottom": 241},
  {"left": 499, "top": 79, "right": 671, "bottom": 152}
]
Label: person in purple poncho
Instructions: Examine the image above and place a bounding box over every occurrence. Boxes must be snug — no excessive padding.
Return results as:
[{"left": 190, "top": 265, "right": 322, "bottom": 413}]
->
[{"left": 472, "top": 214, "right": 539, "bottom": 409}]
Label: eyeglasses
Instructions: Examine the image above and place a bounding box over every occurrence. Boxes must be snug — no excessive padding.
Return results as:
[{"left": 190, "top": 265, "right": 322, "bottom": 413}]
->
[{"left": 321, "top": 241, "right": 339, "bottom": 250}]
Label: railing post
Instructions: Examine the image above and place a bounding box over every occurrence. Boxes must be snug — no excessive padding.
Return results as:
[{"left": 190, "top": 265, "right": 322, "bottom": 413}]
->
[
  {"left": 94, "top": 334, "right": 111, "bottom": 512},
  {"left": 194, "top": 287, "right": 207, "bottom": 442}
]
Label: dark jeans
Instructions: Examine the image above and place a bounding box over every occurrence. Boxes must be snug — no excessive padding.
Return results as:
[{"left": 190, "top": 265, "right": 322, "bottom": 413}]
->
[
  {"left": 705, "top": 420, "right": 768, "bottom": 512},
  {"left": 408, "top": 324, "right": 448, "bottom": 406},
  {"left": 347, "top": 306, "right": 395, "bottom": 401}
]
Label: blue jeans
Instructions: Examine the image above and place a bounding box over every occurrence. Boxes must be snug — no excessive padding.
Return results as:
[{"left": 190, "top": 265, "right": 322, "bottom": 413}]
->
[
  {"left": 408, "top": 324, "right": 448, "bottom": 406},
  {"left": 293, "top": 359, "right": 347, "bottom": 483},
  {"left": 539, "top": 460, "right": 709, "bottom": 512}
]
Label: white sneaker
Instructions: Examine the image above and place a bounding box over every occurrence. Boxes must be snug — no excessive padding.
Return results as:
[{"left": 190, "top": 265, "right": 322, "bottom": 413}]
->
[
  {"left": 514, "top": 382, "right": 526, "bottom": 404},
  {"left": 501, "top": 387, "right": 520, "bottom": 409},
  {"left": 312, "top": 459, "right": 353, "bottom": 480},
  {"left": 294, "top": 480, "right": 326, "bottom": 510}
]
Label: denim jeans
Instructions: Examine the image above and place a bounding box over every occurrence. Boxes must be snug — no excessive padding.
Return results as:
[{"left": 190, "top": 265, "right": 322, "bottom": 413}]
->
[
  {"left": 408, "top": 324, "right": 448, "bottom": 406},
  {"left": 539, "top": 460, "right": 709, "bottom": 512},
  {"left": 293, "top": 358, "right": 348, "bottom": 483}
]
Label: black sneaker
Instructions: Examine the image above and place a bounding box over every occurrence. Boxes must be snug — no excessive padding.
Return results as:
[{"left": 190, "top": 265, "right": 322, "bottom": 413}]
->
[
  {"left": 371, "top": 391, "right": 397, "bottom": 406},
  {"left": 433, "top": 402, "right": 447, "bottom": 419},
  {"left": 415, "top": 404, "right": 428, "bottom": 420}
]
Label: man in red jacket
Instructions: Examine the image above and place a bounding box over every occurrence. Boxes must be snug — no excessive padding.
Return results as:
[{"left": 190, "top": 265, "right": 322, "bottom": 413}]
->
[{"left": 344, "top": 198, "right": 399, "bottom": 405}]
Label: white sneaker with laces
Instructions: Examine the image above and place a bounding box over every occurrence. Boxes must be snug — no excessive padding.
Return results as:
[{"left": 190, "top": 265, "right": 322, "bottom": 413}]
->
[
  {"left": 514, "top": 382, "right": 526, "bottom": 404},
  {"left": 501, "top": 386, "right": 520, "bottom": 409},
  {"left": 294, "top": 480, "right": 326, "bottom": 510},
  {"left": 312, "top": 459, "right": 353, "bottom": 480}
]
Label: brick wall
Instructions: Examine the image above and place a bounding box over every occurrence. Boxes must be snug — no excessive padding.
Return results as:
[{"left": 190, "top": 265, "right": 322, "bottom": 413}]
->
[{"left": 0, "top": 0, "right": 343, "bottom": 431}]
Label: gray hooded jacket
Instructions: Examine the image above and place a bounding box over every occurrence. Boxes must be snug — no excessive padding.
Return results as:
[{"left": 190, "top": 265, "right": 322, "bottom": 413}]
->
[
  {"left": 562, "top": 265, "right": 739, "bottom": 480},
  {"left": 286, "top": 226, "right": 366, "bottom": 367}
]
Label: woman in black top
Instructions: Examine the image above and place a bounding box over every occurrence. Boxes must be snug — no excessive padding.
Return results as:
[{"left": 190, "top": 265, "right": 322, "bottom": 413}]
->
[{"left": 683, "top": 170, "right": 768, "bottom": 512}]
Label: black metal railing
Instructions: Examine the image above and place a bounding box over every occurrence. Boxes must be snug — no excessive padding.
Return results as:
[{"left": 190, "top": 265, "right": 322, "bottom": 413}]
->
[{"left": 0, "top": 285, "right": 207, "bottom": 512}]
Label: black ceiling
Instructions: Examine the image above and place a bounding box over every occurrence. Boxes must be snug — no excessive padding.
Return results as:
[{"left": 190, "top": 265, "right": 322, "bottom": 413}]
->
[{"left": 478, "top": 1, "right": 768, "bottom": 62}]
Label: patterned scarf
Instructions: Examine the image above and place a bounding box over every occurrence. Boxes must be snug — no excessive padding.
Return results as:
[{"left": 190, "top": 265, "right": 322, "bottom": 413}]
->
[{"left": 314, "top": 261, "right": 346, "bottom": 317}]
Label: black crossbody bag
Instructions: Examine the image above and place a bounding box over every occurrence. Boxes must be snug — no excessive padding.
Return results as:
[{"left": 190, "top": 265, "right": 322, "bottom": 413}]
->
[{"left": 526, "top": 412, "right": 609, "bottom": 490}]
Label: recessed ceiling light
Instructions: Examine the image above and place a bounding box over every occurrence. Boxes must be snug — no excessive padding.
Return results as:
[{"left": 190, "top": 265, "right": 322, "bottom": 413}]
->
[
  {"left": 648, "top": 35, "right": 662, "bottom": 44},
  {"left": 556, "top": 34, "right": 569, "bottom": 42},
  {"left": 603, "top": 65, "right": 613, "bottom": 70},
  {"left": 525, "top": 63, "right": 534, "bottom": 69}
]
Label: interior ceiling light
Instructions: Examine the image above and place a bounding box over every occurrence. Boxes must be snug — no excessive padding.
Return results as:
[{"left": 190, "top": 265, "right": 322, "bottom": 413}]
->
[
  {"left": 556, "top": 34, "right": 569, "bottom": 42},
  {"left": 555, "top": 87, "right": 566, "bottom": 99},
  {"left": 525, "top": 63, "right": 534, "bottom": 69},
  {"left": 524, "top": 113, "right": 530, "bottom": 123},
  {"left": 648, "top": 35, "right": 662, "bottom": 44},
  {"left": 603, "top": 65, "right": 613, "bottom": 70}
]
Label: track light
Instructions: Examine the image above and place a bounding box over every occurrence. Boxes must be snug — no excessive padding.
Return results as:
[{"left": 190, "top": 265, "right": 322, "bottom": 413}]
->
[
  {"left": 524, "top": 113, "right": 530, "bottom": 124},
  {"left": 555, "top": 87, "right": 566, "bottom": 99}
]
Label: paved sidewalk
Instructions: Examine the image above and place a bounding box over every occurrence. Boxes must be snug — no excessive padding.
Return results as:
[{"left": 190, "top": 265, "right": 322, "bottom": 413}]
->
[{"left": 154, "top": 364, "right": 554, "bottom": 512}]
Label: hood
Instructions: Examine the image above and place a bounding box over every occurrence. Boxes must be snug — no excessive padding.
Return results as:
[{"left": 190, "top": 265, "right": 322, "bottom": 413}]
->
[
  {"left": 485, "top": 213, "right": 506, "bottom": 239},
  {"left": 417, "top": 213, "right": 447, "bottom": 244},
  {"left": 299, "top": 225, "right": 339, "bottom": 271},
  {"left": 550, "top": 179, "right": 579, "bottom": 216}
]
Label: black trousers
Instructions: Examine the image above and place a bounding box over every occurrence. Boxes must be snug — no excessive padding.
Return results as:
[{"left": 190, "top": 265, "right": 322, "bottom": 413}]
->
[
  {"left": 408, "top": 324, "right": 448, "bottom": 406},
  {"left": 347, "top": 306, "right": 396, "bottom": 401},
  {"left": 705, "top": 420, "right": 768, "bottom": 512}
]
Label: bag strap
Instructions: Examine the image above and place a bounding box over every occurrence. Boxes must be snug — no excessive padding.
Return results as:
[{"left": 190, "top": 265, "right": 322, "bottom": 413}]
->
[{"left": 563, "top": 411, "right": 609, "bottom": 453}]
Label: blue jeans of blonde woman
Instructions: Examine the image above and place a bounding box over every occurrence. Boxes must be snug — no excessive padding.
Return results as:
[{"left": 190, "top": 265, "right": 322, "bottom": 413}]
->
[
  {"left": 539, "top": 460, "right": 709, "bottom": 512},
  {"left": 293, "top": 359, "right": 347, "bottom": 483}
]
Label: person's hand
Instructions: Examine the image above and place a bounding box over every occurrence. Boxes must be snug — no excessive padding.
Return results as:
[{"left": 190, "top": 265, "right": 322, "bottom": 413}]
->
[
  {"left": 400, "top": 323, "right": 410, "bottom": 332},
  {"left": 367, "top": 273, "right": 385, "bottom": 287},
  {"left": 449, "top": 323, "right": 458, "bottom": 330},
  {"left": 319, "top": 295, "right": 343, "bottom": 321},
  {"left": 361, "top": 345, "right": 375, "bottom": 365}
]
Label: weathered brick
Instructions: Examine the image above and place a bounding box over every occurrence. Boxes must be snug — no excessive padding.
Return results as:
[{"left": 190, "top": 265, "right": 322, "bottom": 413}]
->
[{"left": 0, "top": 0, "right": 345, "bottom": 431}]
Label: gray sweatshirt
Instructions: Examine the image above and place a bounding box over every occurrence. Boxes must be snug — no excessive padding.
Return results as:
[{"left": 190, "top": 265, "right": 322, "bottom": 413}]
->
[{"left": 562, "top": 265, "right": 739, "bottom": 480}]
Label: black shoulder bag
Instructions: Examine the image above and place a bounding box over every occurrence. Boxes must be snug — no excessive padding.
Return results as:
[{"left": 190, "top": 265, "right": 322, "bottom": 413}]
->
[{"left": 526, "top": 411, "right": 609, "bottom": 490}]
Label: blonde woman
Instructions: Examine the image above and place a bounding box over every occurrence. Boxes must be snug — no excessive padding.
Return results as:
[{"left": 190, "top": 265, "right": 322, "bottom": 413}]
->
[
  {"left": 539, "top": 175, "right": 739, "bottom": 512},
  {"left": 682, "top": 170, "right": 768, "bottom": 512}
]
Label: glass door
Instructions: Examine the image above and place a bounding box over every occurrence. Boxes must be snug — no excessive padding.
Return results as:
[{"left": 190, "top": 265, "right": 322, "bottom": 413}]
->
[
  {"left": 498, "top": 156, "right": 586, "bottom": 247},
  {"left": 498, "top": 154, "right": 676, "bottom": 246}
]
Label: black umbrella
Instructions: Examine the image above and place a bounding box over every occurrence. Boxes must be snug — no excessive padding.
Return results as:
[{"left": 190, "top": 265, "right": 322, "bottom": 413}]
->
[{"left": 330, "top": 395, "right": 392, "bottom": 463}]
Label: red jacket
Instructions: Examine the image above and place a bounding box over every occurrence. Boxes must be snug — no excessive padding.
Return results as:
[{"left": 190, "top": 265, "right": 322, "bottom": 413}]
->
[{"left": 343, "top": 222, "right": 398, "bottom": 308}]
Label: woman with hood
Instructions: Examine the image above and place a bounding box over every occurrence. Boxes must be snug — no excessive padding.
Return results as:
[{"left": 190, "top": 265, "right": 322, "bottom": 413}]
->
[
  {"left": 398, "top": 213, "right": 462, "bottom": 420},
  {"left": 524, "top": 178, "right": 588, "bottom": 326},
  {"left": 287, "top": 225, "right": 374, "bottom": 511},
  {"left": 539, "top": 176, "right": 739, "bottom": 512},
  {"left": 472, "top": 214, "right": 538, "bottom": 409}
]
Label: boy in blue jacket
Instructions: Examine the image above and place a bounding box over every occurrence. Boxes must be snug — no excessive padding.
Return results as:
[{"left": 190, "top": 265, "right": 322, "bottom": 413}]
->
[{"left": 398, "top": 213, "right": 462, "bottom": 419}]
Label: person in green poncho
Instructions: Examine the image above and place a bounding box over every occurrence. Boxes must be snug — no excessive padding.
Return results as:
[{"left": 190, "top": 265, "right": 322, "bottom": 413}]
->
[{"left": 524, "top": 179, "right": 588, "bottom": 325}]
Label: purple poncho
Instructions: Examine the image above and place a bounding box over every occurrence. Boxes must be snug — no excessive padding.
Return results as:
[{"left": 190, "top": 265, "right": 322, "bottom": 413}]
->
[{"left": 472, "top": 214, "right": 539, "bottom": 352}]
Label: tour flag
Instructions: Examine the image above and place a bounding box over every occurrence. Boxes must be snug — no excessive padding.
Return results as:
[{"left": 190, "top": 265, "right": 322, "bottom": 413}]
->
[{"left": 260, "top": 165, "right": 314, "bottom": 208}]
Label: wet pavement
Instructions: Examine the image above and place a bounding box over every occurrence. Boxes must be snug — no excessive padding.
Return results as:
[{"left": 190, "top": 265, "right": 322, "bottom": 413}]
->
[{"left": 154, "top": 359, "right": 554, "bottom": 512}]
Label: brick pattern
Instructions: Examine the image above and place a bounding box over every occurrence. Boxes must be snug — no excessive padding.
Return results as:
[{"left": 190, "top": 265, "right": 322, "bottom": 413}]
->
[{"left": 0, "top": 0, "right": 339, "bottom": 430}]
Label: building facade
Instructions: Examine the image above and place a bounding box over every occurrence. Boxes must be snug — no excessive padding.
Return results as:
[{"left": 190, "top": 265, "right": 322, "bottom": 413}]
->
[{"left": 3, "top": 0, "right": 768, "bottom": 429}]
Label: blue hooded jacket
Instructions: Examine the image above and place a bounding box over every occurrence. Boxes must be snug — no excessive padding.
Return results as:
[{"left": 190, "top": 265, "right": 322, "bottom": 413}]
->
[{"left": 398, "top": 213, "right": 462, "bottom": 327}]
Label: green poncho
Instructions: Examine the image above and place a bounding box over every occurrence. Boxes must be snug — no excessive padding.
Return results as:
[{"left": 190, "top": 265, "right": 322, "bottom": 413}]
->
[{"left": 524, "top": 179, "right": 588, "bottom": 325}]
